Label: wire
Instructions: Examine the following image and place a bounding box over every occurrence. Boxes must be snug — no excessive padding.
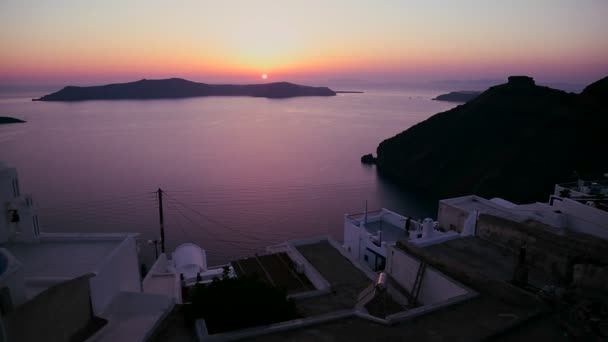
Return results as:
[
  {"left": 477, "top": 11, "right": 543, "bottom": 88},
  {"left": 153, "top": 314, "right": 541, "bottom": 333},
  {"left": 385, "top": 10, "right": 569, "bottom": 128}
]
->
[
  {"left": 37, "top": 192, "right": 157, "bottom": 211},
  {"left": 162, "top": 191, "right": 281, "bottom": 245},
  {"left": 166, "top": 179, "right": 375, "bottom": 194},
  {"left": 163, "top": 199, "right": 269, "bottom": 251}
]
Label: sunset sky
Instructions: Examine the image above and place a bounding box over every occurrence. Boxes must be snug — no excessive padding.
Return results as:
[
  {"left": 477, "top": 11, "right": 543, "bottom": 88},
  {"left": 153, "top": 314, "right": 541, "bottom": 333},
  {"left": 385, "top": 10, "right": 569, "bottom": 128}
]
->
[{"left": 1, "top": 0, "right": 607, "bottom": 86}]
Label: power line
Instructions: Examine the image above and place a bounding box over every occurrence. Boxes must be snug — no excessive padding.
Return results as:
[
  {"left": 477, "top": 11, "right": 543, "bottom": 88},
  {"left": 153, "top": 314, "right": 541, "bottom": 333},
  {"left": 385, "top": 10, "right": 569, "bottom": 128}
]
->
[
  {"left": 163, "top": 197, "right": 270, "bottom": 251},
  {"left": 37, "top": 192, "right": 157, "bottom": 211},
  {"left": 162, "top": 191, "right": 281, "bottom": 245},
  {"left": 166, "top": 179, "right": 375, "bottom": 194}
]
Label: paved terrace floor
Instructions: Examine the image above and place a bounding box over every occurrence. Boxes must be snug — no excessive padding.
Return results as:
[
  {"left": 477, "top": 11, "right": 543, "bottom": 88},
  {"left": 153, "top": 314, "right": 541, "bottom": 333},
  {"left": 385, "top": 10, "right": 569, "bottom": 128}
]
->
[
  {"left": 294, "top": 241, "right": 377, "bottom": 316},
  {"left": 4, "top": 240, "right": 119, "bottom": 279}
]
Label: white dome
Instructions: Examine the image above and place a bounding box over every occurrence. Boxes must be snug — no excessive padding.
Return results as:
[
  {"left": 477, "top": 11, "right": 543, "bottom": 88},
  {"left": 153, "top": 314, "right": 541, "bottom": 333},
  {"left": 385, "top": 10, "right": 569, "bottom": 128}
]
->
[{"left": 173, "top": 243, "right": 207, "bottom": 279}]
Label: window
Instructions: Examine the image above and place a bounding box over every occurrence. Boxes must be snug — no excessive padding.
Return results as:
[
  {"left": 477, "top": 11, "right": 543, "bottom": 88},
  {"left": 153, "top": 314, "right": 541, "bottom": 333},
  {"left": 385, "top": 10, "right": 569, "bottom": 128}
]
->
[{"left": 364, "top": 255, "right": 368, "bottom": 262}]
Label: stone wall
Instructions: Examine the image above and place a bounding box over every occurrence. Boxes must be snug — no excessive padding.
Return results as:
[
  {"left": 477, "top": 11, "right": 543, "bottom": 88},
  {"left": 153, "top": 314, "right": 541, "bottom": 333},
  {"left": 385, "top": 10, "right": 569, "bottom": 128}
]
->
[
  {"left": 3, "top": 274, "right": 95, "bottom": 342},
  {"left": 437, "top": 202, "right": 469, "bottom": 232},
  {"left": 476, "top": 214, "right": 608, "bottom": 284}
]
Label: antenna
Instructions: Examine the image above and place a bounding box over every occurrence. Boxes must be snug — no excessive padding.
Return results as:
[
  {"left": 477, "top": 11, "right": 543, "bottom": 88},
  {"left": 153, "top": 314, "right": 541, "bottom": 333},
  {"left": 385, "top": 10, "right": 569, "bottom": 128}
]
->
[{"left": 157, "top": 188, "right": 166, "bottom": 254}]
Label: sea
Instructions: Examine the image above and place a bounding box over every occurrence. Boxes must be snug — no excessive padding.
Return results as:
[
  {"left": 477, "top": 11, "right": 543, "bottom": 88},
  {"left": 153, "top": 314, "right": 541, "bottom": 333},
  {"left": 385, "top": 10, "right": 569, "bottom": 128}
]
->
[{"left": 0, "top": 84, "right": 457, "bottom": 265}]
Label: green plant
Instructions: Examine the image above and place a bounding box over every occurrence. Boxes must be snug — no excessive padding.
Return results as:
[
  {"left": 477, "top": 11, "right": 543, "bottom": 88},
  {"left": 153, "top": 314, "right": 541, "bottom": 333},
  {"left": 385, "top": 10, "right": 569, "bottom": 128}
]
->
[{"left": 186, "top": 275, "right": 298, "bottom": 334}]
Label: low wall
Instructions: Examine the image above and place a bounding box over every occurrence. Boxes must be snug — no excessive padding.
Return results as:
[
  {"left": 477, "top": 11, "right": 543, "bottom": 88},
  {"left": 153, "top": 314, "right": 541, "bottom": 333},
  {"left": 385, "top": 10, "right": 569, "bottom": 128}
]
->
[
  {"left": 387, "top": 245, "right": 468, "bottom": 306},
  {"left": 476, "top": 213, "right": 608, "bottom": 282},
  {"left": 196, "top": 310, "right": 354, "bottom": 342},
  {"left": 395, "top": 241, "right": 541, "bottom": 308},
  {"left": 3, "top": 274, "right": 96, "bottom": 342},
  {"left": 90, "top": 235, "right": 141, "bottom": 314},
  {"left": 267, "top": 239, "right": 331, "bottom": 294}
]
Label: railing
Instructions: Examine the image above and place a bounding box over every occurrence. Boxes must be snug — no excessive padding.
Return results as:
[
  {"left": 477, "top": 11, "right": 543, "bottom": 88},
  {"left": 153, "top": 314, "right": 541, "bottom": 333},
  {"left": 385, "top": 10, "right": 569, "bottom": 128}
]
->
[{"left": 346, "top": 210, "right": 384, "bottom": 221}]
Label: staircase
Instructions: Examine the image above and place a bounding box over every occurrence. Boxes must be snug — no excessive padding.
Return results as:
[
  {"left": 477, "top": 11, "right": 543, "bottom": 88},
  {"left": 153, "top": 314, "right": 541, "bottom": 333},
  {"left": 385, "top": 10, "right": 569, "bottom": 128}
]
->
[{"left": 411, "top": 261, "right": 427, "bottom": 306}]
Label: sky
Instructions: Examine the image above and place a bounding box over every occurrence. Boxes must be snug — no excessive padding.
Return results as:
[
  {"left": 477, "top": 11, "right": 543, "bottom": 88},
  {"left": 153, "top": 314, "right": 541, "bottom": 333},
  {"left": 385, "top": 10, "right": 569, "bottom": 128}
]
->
[{"left": 1, "top": 0, "right": 607, "bottom": 86}]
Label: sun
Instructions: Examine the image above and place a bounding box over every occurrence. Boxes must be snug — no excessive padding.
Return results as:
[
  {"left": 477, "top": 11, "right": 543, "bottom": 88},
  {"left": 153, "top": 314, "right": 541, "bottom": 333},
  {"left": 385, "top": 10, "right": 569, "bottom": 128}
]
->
[{"left": 261, "top": 74, "right": 268, "bottom": 80}]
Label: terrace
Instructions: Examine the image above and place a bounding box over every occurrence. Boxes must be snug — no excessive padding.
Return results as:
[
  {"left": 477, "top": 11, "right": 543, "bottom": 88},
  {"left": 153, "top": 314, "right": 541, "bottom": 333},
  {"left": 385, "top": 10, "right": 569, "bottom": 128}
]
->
[{"left": 231, "top": 252, "right": 315, "bottom": 296}]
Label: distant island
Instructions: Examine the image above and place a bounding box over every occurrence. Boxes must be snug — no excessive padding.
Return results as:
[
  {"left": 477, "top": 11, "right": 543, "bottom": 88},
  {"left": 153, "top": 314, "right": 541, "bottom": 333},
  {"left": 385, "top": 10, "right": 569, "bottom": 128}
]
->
[
  {"left": 363, "top": 75, "right": 608, "bottom": 203},
  {"left": 432, "top": 91, "right": 481, "bottom": 102},
  {"left": 33, "top": 78, "right": 337, "bottom": 101},
  {"left": 335, "top": 90, "right": 364, "bottom": 94},
  {"left": 0, "top": 116, "right": 26, "bottom": 125}
]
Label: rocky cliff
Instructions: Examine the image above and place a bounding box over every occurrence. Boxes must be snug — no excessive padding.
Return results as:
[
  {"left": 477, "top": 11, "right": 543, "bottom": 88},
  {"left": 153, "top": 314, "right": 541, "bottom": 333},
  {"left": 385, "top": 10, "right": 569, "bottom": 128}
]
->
[{"left": 374, "top": 76, "right": 608, "bottom": 202}]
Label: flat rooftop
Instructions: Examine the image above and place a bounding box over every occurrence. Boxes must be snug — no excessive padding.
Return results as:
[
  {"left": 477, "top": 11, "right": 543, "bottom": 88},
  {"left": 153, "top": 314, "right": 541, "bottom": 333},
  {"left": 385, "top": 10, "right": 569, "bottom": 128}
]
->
[
  {"left": 422, "top": 237, "right": 555, "bottom": 287},
  {"left": 442, "top": 196, "right": 519, "bottom": 219},
  {"left": 5, "top": 240, "right": 119, "bottom": 279},
  {"left": 2, "top": 233, "right": 132, "bottom": 297}
]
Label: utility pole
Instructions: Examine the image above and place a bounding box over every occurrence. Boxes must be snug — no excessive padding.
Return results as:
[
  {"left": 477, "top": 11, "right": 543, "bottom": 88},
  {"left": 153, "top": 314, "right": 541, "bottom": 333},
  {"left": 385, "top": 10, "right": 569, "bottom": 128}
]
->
[{"left": 157, "top": 188, "right": 166, "bottom": 254}]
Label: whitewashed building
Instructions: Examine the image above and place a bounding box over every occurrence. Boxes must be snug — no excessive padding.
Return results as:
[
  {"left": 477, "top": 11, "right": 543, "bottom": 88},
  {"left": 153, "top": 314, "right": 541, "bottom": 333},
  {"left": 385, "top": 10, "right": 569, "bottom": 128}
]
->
[
  {"left": 143, "top": 242, "right": 235, "bottom": 303},
  {"left": 438, "top": 186, "right": 608, "bottom": 240},
  {"left": 0, "top": 162, "right": 173, "bottom": 341},
  {"left": 343, "top": 208, "right": 459, "bottom": 271}
]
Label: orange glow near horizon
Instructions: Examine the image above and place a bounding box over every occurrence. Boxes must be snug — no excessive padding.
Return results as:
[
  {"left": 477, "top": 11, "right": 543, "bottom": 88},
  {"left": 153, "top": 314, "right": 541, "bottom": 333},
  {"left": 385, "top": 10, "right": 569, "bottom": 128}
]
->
[{"left": 0, "top": 1, "right": 607, "bottom": 85}]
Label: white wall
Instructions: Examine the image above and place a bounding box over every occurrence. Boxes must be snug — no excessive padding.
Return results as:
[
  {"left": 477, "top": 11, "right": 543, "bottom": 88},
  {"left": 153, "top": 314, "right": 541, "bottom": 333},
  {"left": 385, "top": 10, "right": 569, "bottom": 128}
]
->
[
  {"left": 343, "top": 218, "right": 362, "bottom": 262},
  {"left": 387, "top": 246, "right": 467, "bottom": 305},
  {"left": 552, "top": 198, "right": 608, "bottom": 240},
  {"left": 417, "top": 267, "right": 467, "bottom": 305},
  {"left": 89, "top": 236, "right": 141, "bottom": 314},
  {"left": 437, "top": 202, "right": 469, "bottom": 232},
  {"left": 387, "top": 246, "right": 419, "bottom": 291}
]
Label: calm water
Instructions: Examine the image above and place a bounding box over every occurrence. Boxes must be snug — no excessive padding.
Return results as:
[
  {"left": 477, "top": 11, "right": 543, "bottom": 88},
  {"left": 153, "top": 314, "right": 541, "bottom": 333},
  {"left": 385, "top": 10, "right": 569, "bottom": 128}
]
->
[{"left": 0, "top": 86, "right": 455, "bottom": 264}]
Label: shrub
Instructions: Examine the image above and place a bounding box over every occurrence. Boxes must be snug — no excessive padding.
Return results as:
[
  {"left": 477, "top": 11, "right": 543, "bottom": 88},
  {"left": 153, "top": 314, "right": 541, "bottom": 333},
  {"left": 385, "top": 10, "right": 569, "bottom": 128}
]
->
[{"left": 186, "top": 275, "right": 298, "bottom": 334}]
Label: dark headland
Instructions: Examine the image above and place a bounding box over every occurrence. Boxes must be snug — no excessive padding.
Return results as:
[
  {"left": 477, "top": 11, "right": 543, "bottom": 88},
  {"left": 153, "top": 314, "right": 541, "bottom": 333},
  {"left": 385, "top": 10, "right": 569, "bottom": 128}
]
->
[
  {"left": 432, "top": 90, "right": 481, "bottom": 102},
  {"left": 0, "top": 116, "right": 26, "bottom": 125},
  {"left": 363, "top": 75, "right": 608, "bottom": 203},
  {"left": 33, "top": 78, "right": 337, "bottom": 101}
]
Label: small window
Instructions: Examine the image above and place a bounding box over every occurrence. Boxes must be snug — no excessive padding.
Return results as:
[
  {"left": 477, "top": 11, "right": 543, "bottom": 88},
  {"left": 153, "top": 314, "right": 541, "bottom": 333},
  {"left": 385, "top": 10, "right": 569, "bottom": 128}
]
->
[{"left": 364, "top": 255, "right": 369, "bottom": 262}]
